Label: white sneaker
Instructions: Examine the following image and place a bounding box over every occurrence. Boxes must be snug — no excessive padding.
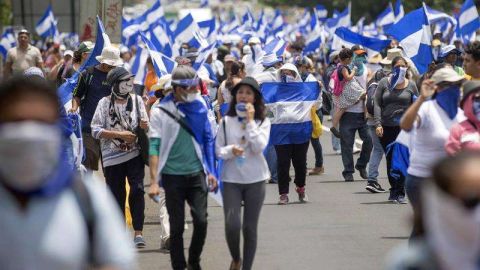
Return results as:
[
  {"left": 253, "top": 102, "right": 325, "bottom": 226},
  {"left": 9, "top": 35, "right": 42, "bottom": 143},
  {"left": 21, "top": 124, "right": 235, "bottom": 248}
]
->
[
  {"left": 353, "top": 145, "right": 361, "bottom": 154},
  {"left": 334, "top": 149, "right": 342, "bottom": 155}
]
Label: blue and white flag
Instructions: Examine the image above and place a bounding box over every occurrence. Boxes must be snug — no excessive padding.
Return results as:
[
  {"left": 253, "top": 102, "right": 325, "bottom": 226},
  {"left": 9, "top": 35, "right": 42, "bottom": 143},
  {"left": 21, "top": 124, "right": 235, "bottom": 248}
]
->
[
  {"left": 315, "top": 5, "right": 328, "bottom": 21},
  {"left": 0, "top": 28, "right": 16, "bottom": 60},
  {"left": 193, "top": 42, "right": 217, "bottom": 71},
  {"left": 148, "top": 23, "right": 174, "bottom": 57},
  {"left": 200, "top": 0, "right": 209, "bottom": 8},
  {"left": 270, "top": 9, "right": 284, "bottom": 35},
  {"left": 256, "top": 10, "right": 269, "bottom": 42},
  {"left": 424, "top": 4, "right": 457, "bottom": 27},
  {"left": 122, "top": 0, "right": 164, "bottom": 47},
  {"left": 304, "top": 10, "right": 324, "bottom": 54},
  {"left": 386, "top": 7, "right": 432, "bottom": 74},
  {"left": 242, "top": 9, "right": 256, "bottom": 30},
  {"left": 376, "top": 4, "right": 395, "bottom": 29},
  {"left": 326, "top": 3, "right": 351, "bottom": 33},
  {"left": 394, "top": 0, "right": 405, "bottom": 23},
  {"left": 174, "top": 14, "right": 208, "bottom": 49},
  {"left": 131, "top": 45, "right": 149, "bottom": 85},
  {"left": 36, "top": 4, "right": 59, "bottom": 39},
  {"left": 261, "top": 82, "right": 320, "bottom": 145},
  {"left": 457, "top": 0, "right": 480, "bottom": 43},
  {"left": 198, "top": 18, "right": 217, "bottom": 43},
  {"left": 58, "top": 16, "right": 110, "bottom": 106},
  {"left": 140, "top": 33, "right": 176, "bottom": 77},
  {"left": 264, "top": 38, "right": 287, "bottom": 57},
  {"left": 332, "top": 27, "right": 391, "bottom": 56}
]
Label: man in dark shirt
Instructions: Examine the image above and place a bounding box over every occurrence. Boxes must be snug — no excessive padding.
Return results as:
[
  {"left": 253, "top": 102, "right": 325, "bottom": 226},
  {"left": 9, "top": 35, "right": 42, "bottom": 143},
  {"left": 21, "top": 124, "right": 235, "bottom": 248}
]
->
[{"left": 69, "top": 46, "right": 122, "bottom": 171}]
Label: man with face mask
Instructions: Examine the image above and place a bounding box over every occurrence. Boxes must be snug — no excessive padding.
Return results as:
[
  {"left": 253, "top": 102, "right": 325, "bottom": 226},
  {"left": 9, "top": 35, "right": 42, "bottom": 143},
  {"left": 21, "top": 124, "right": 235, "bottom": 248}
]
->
[
  {"left": 446, "top": 80, "right": 480, "bottom": 155},
  {"left": 0, "top": 76, "right": 135, "bottom": 270},
  {"left": 242, "top": 36, "right": 264, "bottom": 77},
  {"left": 400, "top": 67, "right": 465, "bottom": 237},
  {"left": 70, "top": 46, "right": 122, "bottom": 172},
  {"left": 387, "top": 152, "right": 480, "bottom": 270},
  {"left": 91, "top": 67, "right": 149, "bottom": 248},
  {"left": 148, "top": 66, "right": 217, "bottom": 270}
]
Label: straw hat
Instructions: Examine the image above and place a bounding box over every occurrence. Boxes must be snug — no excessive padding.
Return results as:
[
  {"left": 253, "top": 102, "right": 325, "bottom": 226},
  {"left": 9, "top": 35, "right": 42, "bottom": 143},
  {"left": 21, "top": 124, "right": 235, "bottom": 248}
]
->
[
  {"left": 380, "top": 48, "right": 402, "bottom": 65},
  {"left": 368, "top": 53, "right": 383, "bottom": 64}
]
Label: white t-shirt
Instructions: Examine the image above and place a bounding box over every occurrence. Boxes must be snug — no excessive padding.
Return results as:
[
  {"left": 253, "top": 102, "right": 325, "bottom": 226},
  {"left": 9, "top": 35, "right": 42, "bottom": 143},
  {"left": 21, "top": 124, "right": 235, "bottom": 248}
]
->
[
  {"left": 0, "top": 176, "right": 136, "bottom": 270},
  {"left": 408, "top": 100, "right": 464, "bottom": 177}
]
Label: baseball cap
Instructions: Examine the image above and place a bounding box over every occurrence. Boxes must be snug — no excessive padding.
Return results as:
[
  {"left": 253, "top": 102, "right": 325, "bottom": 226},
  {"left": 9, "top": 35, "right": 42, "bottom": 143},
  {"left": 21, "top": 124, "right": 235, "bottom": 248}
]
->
[
  {"left": 77, "top": 41, "right": 94, "bottom": 54},
  {"left": 431, "top": 67, "right": 465, "bottom": 85}
]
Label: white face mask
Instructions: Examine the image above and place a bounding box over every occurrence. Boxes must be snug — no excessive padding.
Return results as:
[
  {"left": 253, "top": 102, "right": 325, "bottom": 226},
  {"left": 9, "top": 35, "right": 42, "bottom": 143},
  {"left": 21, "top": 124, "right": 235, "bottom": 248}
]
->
[
  {"left": 118, "top": 77, "right": 134, "bottom": 95},
  {"left": 183, "top": 92, "right": 199, "bottom": 103},
  {"left": 423, "top": 182, "right": 480, "bottom": 270},
  {"left": 0, "top": 121, "right": 61, "bottom": 192}
]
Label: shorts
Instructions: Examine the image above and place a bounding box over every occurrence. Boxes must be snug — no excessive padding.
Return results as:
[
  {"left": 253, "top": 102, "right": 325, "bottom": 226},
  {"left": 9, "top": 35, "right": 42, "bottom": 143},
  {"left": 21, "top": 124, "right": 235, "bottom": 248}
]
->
[{"left": 82, "top": 131, "right": 101, "bottom": 171}]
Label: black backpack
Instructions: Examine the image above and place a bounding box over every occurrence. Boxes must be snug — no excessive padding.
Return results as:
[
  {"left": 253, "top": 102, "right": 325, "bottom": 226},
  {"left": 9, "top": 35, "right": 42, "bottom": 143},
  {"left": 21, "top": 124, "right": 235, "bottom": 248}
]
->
[{"left": 366, "top": 70, "right": 388, "bottom": 115}]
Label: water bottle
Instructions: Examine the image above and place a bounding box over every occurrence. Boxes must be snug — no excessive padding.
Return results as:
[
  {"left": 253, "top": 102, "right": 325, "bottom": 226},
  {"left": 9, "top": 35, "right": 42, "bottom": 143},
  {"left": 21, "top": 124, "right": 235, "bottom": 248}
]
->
[
  {"left": 152, "top": 195, "right": 161, "bottom": 203},
  {"left": 235, "top": 155, "right": 246, "bottom": 167}
]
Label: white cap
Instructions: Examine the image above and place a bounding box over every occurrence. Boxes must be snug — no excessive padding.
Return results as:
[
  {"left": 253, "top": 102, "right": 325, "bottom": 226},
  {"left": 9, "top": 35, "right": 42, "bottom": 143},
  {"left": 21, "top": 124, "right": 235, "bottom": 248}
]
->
[
  {"left": 24, "top": 67, "right": 45, "bottom": 78},
  {"left": 440, "top": 45, "right": 460, "bottom": 58},
  {"left": 431, "top": 67, "right": 465, "bottom": 85},
  {"left": 248, "top": 36, "right": 261, "bottom": 44},
  {"left": 64, "top": 50, "right": 74, "bottom": 57},
  {"left": 243, "top": 45, "right": 252, "bottom": 55},
  {"left": 95, "top": 46, "right": 123, "bottom": 66}
]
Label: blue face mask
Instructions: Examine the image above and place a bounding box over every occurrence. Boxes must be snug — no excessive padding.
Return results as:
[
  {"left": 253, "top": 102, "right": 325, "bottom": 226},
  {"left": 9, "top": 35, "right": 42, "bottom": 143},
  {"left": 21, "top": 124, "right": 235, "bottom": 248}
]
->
[
  {"left": 389, "top": 66, "right": 407, "bottom": 90},
  {"left": 435, "top": 86, "right": 461, "bottom": 119}
]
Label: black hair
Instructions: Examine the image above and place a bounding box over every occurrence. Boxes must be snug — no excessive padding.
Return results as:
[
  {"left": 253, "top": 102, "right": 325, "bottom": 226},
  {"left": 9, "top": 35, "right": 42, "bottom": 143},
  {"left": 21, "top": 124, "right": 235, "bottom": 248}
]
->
[
  {"left": 465, "top": 41, "right": 480, "bottom": 62},
  {"left": 339, "top": 48, "right": 353, "bottom": 61},
  {"left": 391, "top": 56, "right": 410, "bottom": 79},
  {"left": 0, "top": 76, "right": 60, "bottom": 122},
  {"left": 146, "top": 56, "right": 153, "bottom": 65},
  {"left": 225, "top": 61, "right": 245, "bottom": 90},
  {"left": 226, "top": 85, "right": 266, "bottom": 121},
  {"left": 73, "top": 50, "right": 83, "bottom": 63},
  {"left": 289, "top": 41, "right": 305, "bottom": 52}
]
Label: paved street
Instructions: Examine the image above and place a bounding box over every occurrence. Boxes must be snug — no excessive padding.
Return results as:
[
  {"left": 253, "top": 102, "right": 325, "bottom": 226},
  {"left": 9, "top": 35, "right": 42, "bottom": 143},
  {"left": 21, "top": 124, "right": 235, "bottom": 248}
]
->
[{"left": 132, "top": 131, "right": 412, "bottom": 270}]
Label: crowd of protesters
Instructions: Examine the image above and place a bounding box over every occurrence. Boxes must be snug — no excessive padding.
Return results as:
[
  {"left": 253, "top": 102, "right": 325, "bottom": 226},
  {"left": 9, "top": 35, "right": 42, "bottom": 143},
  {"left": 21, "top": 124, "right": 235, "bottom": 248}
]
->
[{"left": 1, "top": 17, "right": 480, "bottom": 269}]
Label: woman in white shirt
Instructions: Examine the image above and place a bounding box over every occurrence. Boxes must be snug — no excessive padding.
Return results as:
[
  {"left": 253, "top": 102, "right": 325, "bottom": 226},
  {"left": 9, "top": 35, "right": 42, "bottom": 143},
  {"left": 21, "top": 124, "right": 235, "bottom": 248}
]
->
[
  {"left": 400, "top": 66, "right": 464, "bottom": 238},
  {"left": 216, "top": 77, "right": 271, "bottom": 270}
]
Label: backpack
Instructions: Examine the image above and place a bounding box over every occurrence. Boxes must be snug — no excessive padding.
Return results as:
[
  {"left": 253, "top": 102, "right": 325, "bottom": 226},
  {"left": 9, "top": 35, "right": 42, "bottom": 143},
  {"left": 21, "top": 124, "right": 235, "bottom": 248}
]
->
[
  {"left": 330, "top": 65, "right": 346, "bottom": 96},
  {"left": 366, "top": 70, "right": 389, "bottom": 115}
]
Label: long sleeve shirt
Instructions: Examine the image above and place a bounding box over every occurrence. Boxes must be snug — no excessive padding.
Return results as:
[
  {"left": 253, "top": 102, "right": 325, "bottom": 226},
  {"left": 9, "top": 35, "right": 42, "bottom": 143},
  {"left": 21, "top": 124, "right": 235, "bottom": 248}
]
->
[{"left": 216, "top": 116, "right": 271, "bottom": 184}]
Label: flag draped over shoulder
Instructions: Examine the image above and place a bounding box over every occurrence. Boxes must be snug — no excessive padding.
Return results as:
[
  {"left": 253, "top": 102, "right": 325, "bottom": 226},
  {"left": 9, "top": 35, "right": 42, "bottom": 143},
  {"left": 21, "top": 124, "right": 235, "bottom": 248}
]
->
[{"left": 261, "top": 82, "right": 320, "bottom": 145}]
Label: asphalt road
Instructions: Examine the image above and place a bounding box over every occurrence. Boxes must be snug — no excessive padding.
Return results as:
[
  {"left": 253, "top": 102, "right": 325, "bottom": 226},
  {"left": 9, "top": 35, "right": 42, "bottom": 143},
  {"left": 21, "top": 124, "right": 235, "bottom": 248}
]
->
[{"left": 134, "top": 131, "right": 412, "bottom": 270}]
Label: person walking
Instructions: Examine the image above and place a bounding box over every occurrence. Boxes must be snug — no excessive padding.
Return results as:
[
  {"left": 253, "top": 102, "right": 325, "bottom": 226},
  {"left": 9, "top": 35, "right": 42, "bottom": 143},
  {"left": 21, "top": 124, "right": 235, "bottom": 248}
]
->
[
  {"left": 216, "top": 77, "right": 270, "bottom": 270},
  {"left": 445, "top": 80, "right": 480, "bottom": 155},
  {"left": 90, "top": 67, "right": 148, "bottom": 248},
  {"left": 400, "top": 66, "right": 464, "bottom": 237},
  {"left": 0, "top": 76, "right": 135, "bottom": 270},
  {"left": 148, "top": 66, "right": 217, "bottom": 270},
  {"left": 374, "top": 56, "right": 418, "bottom": 203},
  {"left": 3, "top": 29, "right": 43, "bottom": 78},
  {"left": 69, "top": 46, "right": 122, "bottom": 171}
]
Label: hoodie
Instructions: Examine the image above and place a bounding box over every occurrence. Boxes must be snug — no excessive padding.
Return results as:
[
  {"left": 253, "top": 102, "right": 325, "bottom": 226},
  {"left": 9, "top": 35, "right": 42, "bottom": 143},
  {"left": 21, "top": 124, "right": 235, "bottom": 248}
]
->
[{"left": 445, "top": 94, "right": 480, "bottom": 155}]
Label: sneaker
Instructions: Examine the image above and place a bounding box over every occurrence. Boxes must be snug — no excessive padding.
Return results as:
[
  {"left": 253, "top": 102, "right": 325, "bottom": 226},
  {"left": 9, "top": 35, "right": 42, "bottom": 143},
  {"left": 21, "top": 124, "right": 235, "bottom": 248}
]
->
[
  {"left": 388, "top": 193, "right": 396, "bottom": 202},
  {"left": 365, "top": 182, "right": 386, "bottom": 193},
  {"left": 134, "top": 235, "right": 146, "bottom": 249},
  {"left": 334, "top": 149, "right": 342, "bottom": 155},
  {"left": 308, "top": 166, "right": 324, "bottom": 175},
  {"left": 395, "top": 196, "right": 408, "bottom": 204},
  {"left": 278, "top": 194, "right": 289, "bottom": 205},
  {"left": 296, "top": 186, "right": 308, "bottom": 203},
  {"left": 268, "top": 178, "right": 278, "bottom": 184},
  {"left": 330, "top": 127, "right": 341, "bottom": 138},
  {"left": 161, "top": 237, "right": 170, "bottom": 250},
  {"left": 344, "top": 174, "right": 354, "bottom": 182},
  {"left": 355, "top": 166, "right": 368, "bottom": 179},
  {"left": 353, "top": 145, "right": 361, "bottom": 154}
]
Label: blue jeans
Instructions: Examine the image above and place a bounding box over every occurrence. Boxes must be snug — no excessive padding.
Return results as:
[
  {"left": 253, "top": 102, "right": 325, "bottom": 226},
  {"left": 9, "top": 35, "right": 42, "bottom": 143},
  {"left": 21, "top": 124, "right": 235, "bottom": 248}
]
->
[
  {"left": 264, "top": 144, "right": 278, "bottom": 182},
  {"left": 405, "top": 174, "right": 428, "bottom": 239},
  {"left": 330, "top": 106, "right": 341, "bottom": 151},
  {"left": 339, "top": 113, "right": 372, "bottom": 177},
  {"left": 367, "top": 125, "right": 384, "bottom": 182}
]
